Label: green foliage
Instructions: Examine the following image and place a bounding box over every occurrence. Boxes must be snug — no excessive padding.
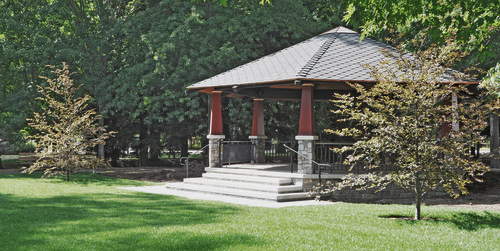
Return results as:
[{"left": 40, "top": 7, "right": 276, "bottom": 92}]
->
[
  {"left": 321, "top": 39, "right": 491, "bottom": 220},
  {"left": 0, "top": 0, "right": 331, "bottom": 164},
  {"left": 8, "top": 130, "right": 36, "bottom": 154},
  {"left": 24, "top": 63, "right": 115, "bottom": 181},
  {"left": 339, "top": 0, "right": 500, "bottom": 99},
  {"left": 481, "top": 62, "right": 500, "bottom": 97},
  {"left": 342, "top": 0, "right": 500, "bottom": 49}
]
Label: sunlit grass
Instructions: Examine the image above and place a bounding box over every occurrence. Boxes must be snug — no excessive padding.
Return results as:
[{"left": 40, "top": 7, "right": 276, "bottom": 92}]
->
[{"left": 1, "top": 173, "right": 499, "bottom": 250}]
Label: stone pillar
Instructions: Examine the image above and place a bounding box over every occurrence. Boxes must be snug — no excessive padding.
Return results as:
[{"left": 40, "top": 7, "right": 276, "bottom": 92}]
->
[
  {"left": 249, "top": 136, "right": 267, "bottom": 163},
  {"left": 208, "top": 135, "right": 225, "bottom": 167},
  {"left": 295, "top": 135, "right": 318, "bottom": 174},
  {"left": 296, "top": 83, "right": 317, "bottom": 174},
  {"left": 491, "top": 113, "right": 499, "bottom": 169},
  {"left": 208, "top": 91, "right": 225, "bottom": 167}
]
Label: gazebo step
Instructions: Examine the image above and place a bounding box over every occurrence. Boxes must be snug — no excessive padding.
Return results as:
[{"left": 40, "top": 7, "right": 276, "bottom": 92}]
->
[
  {"left": 164, "top": 182, "right": 311, "bottom": 202},
  {"left": 202, "top": 172, "right": 293, "bottom": 186},
  {"left": 183, "top": 178, "right": 303, "bottom": 193},
  {"left": 205, "top": 167, "right": 304, "bottom": 178}
]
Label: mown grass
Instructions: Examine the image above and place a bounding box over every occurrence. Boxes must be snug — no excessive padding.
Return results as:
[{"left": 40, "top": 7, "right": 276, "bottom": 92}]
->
[{"left": 1, "top": 173, "right": 499, "bottom": 250}]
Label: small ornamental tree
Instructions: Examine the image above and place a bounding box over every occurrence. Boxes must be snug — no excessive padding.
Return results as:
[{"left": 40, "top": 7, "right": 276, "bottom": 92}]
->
[
  {"left": 320, "top": 39, "right": 491, "bottom": 220},
  {"left": 24, "top": 63, "right": 115, "bottom": 181}
]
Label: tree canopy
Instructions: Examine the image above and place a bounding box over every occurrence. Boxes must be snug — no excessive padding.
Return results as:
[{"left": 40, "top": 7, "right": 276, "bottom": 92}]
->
[
  {"left": 340, "top": 0, "right": 500, "bottom": 92},
  {"left": 0, "top": 0, "right": 332, "bottom": 162}
]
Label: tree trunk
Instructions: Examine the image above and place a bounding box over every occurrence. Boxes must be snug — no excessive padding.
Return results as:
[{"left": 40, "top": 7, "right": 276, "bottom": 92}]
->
[
  {"left": 148, "top": 127, "right": 161, "bottom": 162},
  {"left": 66, "top": 171, "right": 70, "bottom": 182},
  {"left": 181, "top": 136, "right": 189, "bottom": 157},
  {"left": 139, "top": 127, "right": 148, "bottom": 167},
  {"left": 415, "top": 192, "right": 421, "bottom": 220},
  {"left": 110, "top": 148, "right": 120, "bottom": 167},
  {"left": 98, "top": 104, "right": 105, "bottom": 160},
  {"left": 490, "top": 113, "right": 499, "bottom": 169},
  {"left": 415, "top": 175, "right": 422, "bottom": 220}
]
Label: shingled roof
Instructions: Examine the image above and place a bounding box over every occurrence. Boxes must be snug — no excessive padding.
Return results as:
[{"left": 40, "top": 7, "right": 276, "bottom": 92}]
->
[
  {"left": 187, "top": 26, "right": 477, "bottom": 99},
  {"left": 187, "top": 27, "right": 393, "bottom": 91}
]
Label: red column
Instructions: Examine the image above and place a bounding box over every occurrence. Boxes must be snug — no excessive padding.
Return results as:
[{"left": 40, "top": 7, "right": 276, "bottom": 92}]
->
[
  {"left": 298, "top": 84, "right": 315, "bottom": 136},
  {"left": 210, "top": 91, "right": 223, "bottom": 135},
  {"left": 441, "top": 95, "right": 461, "bottom": 135},
  {"left": 440, "top": 96, "right": 452, "bottom": 135},
  {"left": 251, "top": 98, "right": 265, "bottom": 136}
]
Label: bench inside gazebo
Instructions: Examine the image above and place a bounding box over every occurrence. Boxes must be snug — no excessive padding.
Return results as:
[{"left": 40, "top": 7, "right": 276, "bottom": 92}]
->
[{"left": 166, "top": 26, "right": 484, "bottom": 201}]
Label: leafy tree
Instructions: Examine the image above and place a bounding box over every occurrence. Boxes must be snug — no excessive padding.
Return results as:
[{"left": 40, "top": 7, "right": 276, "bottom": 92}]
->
[
  {"left": 24, "top": 63, "right": 115, "bottom": 181},
  {"left": 320, "top": 39, "right": 491, "bottom": 220},
  {"left": 1, "top": 0, "right": 330, "bottom": 166},
  {"left": 339, "top": 0, "right": 500, "bottom": 101}
]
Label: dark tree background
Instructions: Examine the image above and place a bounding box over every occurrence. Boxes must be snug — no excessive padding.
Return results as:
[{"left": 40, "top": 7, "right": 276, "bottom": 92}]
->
[{"left": 1, "top": 0, "right": 498, "bottom": 165}]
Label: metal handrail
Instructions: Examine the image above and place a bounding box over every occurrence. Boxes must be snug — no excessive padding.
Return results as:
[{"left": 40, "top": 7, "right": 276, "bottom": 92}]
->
[
  {"left": 283, "top": 144, "right": 331, "bottom": 186},
  {"left": 180, "top": 144, "right": 209, "bottom": 178}
]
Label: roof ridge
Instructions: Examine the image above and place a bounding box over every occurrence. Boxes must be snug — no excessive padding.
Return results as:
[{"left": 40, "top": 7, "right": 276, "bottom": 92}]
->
[{"left": 296, "top": 32, "right": 339, "bottom": 78}]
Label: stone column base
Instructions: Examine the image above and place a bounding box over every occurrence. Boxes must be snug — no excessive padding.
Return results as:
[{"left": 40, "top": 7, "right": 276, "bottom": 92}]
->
[
  {"left": 207, "top": 135, "right": 225, "bottom": 167},
  {"left": 295, "top": 135, "right": 318, "bottom": 174},
  {"left": 249, "top": 135, "right": 267, "bottom": 164}
]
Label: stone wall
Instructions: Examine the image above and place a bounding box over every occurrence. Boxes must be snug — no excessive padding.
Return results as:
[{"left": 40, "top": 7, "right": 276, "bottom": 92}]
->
[{"left": 302, "top": 177, "right": 450, "bottom": 202}]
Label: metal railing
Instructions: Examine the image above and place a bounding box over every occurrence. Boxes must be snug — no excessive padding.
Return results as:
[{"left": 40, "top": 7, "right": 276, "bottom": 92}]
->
[
  {"left": 315, "top": 143, "right": 399, "bottom": 173},
  {"left": 265, "top": 141, "right": 293, "bottom": 163},
  {"left": 180, "top": 144, "right": 209, "bottom": 178},
  {"left": 222, "top": 141, "right": 252, "bottom": 164},
  {"left": 283, "top": 144, "right": 331, "bottom": 185}
]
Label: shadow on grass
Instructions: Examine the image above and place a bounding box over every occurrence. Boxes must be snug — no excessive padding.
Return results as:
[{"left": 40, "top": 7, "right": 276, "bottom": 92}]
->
[
  {"left": 448, "top": 211, "right": 500, "bottom": 231},
  {"left": 379, "top": 211, "right": 500, "bottom": 231},
  {"left": 0, "top": 173, "right": 267, "bottom": 250},
  {"left": 0, "top": 172, "right": 154, "bottom": 186}
]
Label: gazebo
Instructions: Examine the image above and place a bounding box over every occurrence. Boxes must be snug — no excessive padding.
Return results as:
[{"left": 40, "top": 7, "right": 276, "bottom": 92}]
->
[
  {"left": 187, "top": 26, "right": 479, "bottom": 172},
  {"left": 182, "top": 27, "right": 487, "bottom": 199}
]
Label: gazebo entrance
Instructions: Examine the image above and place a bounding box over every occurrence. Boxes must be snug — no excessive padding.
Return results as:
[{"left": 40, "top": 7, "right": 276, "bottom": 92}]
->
[
  {"left": 221, "top": 140, "right": 293, "bottom": 167},
  {"left": 180, "top": 26, "right": 486, "bottom": 199}
]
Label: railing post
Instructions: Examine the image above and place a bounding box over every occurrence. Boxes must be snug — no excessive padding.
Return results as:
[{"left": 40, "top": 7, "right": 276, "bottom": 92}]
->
[
  {"left": 295, "top": 135, "right": 318, "bottom": 174},
  {"left": 289, "top": 142, "right": 294, "bottom": 173},
  {"left": 249, "top": 135, "right": 267, "bottom": 164},
  {"left": 207, "top": 135, "right": 225, "bottom": 168},
  {"left": 284, "top": 144, "right": 330, "bottom": 187},
  {"left": 180, "top": 144, "right": 209, "bottom": 179}
]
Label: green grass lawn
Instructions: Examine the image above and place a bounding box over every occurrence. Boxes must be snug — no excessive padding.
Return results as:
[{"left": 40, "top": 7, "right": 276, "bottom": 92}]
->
[{"left": 1, "top": 173, "right": 499, "bottom": 250}]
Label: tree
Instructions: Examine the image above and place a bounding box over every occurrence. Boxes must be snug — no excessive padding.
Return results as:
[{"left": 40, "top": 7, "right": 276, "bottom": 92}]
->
[
  {"left": 338, "top": 0, "right": 500, "bottom": 101},
  {"left": 24, "top": 63, "right": 115, "bottom": 181},
  {"left": 320, "top": 39, "right": 491, "bottom": 220}
]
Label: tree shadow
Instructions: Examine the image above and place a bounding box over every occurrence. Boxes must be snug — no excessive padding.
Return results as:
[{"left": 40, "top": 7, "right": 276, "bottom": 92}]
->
[
  {"left": 0, "top": 185, "right": 266, "bottom": 249},
  {"left": 379, "top": 211, "right": 500, "bottom": 231},
  {"left": 0, "top": 172, "right": 154, "bottom": 186},
  {"left": 447, "top": 211, "right": 500, "bottom": 231}
]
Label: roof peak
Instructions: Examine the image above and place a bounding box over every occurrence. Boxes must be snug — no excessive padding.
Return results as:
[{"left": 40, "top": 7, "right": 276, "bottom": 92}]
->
[{"left": 320, "top": 26, "right": 357, "bottom": 35}]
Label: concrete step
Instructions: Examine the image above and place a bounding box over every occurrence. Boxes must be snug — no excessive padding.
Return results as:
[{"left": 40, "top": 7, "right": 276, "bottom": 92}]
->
[
  {"left": 205, "top": 167, "right": 304, "bottom": 178},
  {"left": 183, "top": 177, "right": 303, "bottom": 193},
  {"left": 165, "top": 182, "right": 311, "bottom": 202},
  {"left": 202, "top": 172, "right": 293, "bottom": 186}
]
